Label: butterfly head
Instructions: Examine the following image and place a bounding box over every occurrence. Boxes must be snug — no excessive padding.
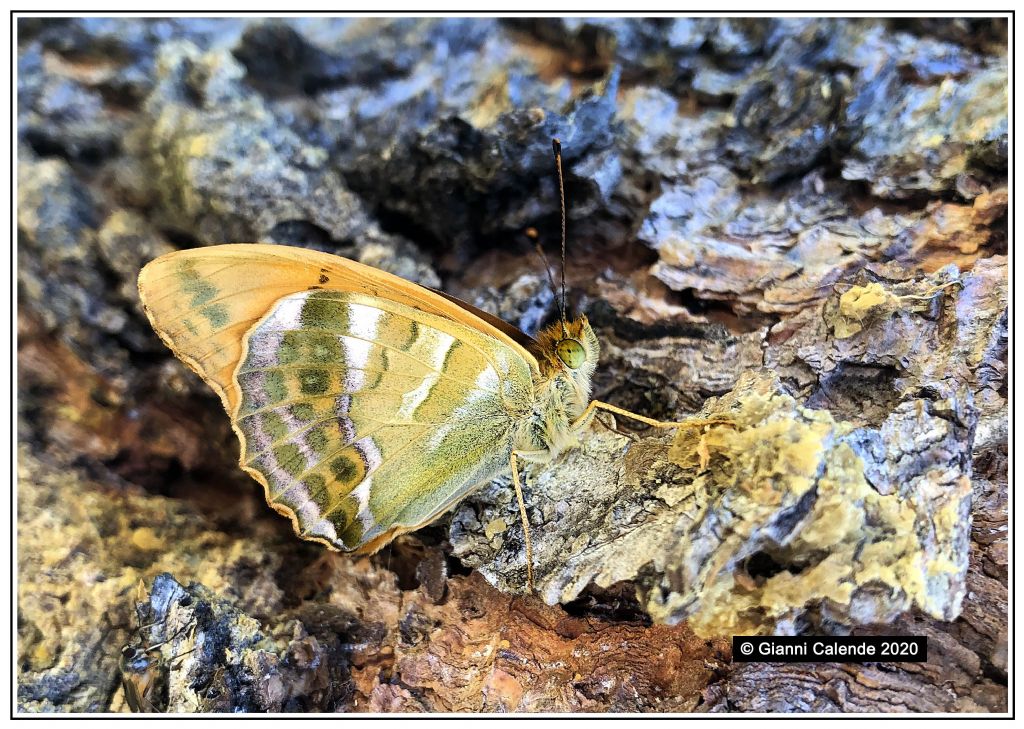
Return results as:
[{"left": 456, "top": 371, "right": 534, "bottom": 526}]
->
[{"left": 533, "top": 315, "right": 599, "bottom": 393}]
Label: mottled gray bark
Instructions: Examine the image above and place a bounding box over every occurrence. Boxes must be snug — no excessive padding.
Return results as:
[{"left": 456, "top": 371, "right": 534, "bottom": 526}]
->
[{"left": 17, "top": 17, "right": 1006, "bottom": 713}]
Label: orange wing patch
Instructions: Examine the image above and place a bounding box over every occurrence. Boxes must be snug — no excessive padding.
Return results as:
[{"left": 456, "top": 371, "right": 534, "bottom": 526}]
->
[{"left": 137, "top": 244, "right": 540, "bottom": 417}]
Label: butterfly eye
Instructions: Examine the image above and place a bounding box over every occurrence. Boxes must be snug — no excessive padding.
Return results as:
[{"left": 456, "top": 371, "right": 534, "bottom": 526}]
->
[{"left": 555, "top": 339, "right": 586, "bottom": 369}]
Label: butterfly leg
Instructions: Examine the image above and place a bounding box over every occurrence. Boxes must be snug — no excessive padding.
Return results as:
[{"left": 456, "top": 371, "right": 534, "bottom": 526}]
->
[
  {"left": 592, "top": 411, "right": 640, "bottom": 442},
  {"left": 509, "top": 451, "right": 535, "bottom": 590},
  {"left": 573, "top": 400, "right": 733, "bottom": 431}
]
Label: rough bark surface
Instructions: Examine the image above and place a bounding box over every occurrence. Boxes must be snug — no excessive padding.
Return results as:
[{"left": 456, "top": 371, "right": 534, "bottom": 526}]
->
[
  {"left": 454, "top": 363, "right": 976, "bottom": 636},
  {"left": 17, "top": 17, "right": 1007, "bottom": 713}
]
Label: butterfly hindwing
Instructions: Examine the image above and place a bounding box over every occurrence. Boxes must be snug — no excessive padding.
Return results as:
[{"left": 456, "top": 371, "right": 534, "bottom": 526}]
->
[{"left": 235, "top": 289, "right": 535, "bottom": 551}]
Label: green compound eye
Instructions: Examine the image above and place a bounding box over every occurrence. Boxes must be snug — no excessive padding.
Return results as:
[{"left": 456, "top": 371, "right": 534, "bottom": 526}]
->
[{"left": 555, "top": 339, "right": 586, "bottom": 369}]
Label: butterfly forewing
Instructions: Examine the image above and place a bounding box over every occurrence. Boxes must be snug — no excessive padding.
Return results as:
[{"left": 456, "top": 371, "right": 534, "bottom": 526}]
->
[{"left": 137, "top": 244, "right": 539, "bottom": 416}]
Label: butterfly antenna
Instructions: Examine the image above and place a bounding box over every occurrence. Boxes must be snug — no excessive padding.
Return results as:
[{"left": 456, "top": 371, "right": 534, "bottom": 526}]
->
[
  {"left": 526, "top": 228, "right": 560, "bottom": 309},
  {"left": 552, "top": 138, "right": 568, "bottom": 337}
]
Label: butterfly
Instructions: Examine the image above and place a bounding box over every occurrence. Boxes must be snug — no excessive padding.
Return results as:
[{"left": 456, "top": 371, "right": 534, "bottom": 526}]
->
[
  {"left": 119, "top": 579, "right": 195, "bottom": 713},
  {"left": 137, "top": 141, "right": 716, "bottom": 588},
  {"left": 120, "top": 640, "right": 166, "bottom": 713}
]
